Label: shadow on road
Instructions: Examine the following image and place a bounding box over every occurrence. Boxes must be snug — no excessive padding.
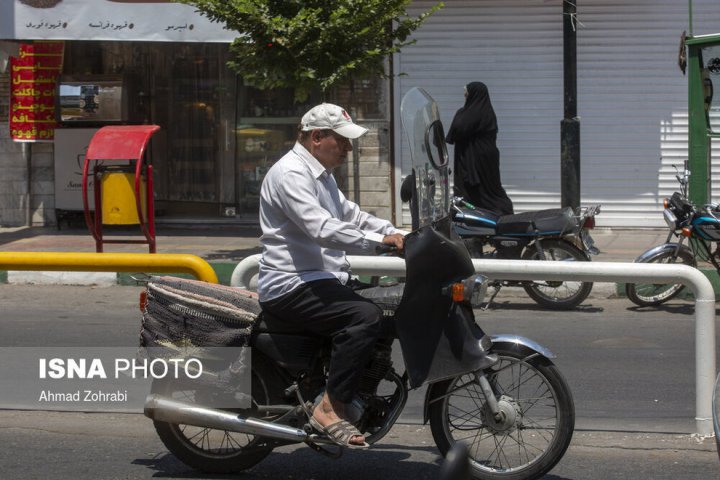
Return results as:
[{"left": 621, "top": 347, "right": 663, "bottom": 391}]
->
[
  {"left": 134, "top": 444, "right": 443, "bottom": 480},
  {"left": 625, "top": 303, "right": 695, "bottom": 316},
  {"left": 135, "top": 443, "right": 578, "bottom": 480},
  {"left": 483, "top": 301, "right": 604, "bottom": 314}
]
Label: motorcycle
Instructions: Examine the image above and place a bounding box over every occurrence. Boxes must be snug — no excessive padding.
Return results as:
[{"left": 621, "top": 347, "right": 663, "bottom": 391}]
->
[
  {"left": 451, "top": 197, "right": 601, "bottom": 310},
  {"left": 140, "top": 87, "right": 575, "bottom": 480},
  {"left": 625, "top": 162, "right": 720, "bottom": 307}
]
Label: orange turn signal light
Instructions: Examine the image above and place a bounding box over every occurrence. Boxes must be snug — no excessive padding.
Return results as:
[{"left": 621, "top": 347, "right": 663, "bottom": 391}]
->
[
  {"left": 663, "top": 198, "right": 670, "bottom": 209},
  {"left": 139, "top": 290, "right": 148, "bottom": 312},
  {"left": 451, "top": 283, "right": 465, "bottom": 302},
  {"left": 682, "top": 227, "right": 693, "bottom": 238}
]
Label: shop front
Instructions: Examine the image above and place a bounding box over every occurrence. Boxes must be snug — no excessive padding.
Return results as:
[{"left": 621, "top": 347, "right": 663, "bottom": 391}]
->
[
  {"left": 1, "top": 0, "right": 388, "bottom": 226},
  {"left": 56, "top": 41, "right": 323, "bottom": 221}
]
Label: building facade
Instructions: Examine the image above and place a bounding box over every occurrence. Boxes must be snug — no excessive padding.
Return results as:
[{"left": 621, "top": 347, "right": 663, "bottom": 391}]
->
[
  {"left": 0, "top": 0, "right": 393, "bottom": 227},
  {"left": 394, "top": 0, "right": 720, "bottom": 227},
  {"left": 2, "top": 1, "right": 720, "bottom": 229}
]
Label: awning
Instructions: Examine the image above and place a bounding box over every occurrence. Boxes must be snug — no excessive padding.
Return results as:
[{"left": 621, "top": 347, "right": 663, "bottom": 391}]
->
[{"left": 1, "top": 0, "right": 237, "bottom": 42}]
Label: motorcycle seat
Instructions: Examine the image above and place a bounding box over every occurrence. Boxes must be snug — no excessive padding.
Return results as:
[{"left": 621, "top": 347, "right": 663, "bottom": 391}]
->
[{"left": 497, "top": 207, "right": 576, "bottom": 236}]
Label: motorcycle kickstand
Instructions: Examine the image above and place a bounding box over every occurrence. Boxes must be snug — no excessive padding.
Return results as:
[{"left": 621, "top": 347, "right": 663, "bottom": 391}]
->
[
  {"left": 474, "top": 371, "right": 503, "bottom": 422},
  {"left": 481, "top": 283, "right": 502, "bottom": 310}
]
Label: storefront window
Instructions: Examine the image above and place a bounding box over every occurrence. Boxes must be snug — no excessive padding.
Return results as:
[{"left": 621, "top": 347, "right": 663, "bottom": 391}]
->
[
  {"left": 61, "top": 41, "right": 235, "bottom": 218},
  {"left": 59, "top": 41, "right": 381, "bottom": 220},
  {"left": 234, "top": 86, "right": 320, "bottom": 214}
]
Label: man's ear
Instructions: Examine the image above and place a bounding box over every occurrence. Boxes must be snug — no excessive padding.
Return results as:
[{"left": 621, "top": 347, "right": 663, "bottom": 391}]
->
[{"left": 310, "top": 130, "right": 323, "bottom": 143}]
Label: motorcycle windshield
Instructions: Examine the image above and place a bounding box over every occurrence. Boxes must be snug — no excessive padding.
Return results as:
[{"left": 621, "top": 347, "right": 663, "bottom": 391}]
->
[
  {"left": 400, "top": 87, "right": 450, "bottom": 229},
  {"left": 396, "top": 88, "right": 491, "bottom": 388}
]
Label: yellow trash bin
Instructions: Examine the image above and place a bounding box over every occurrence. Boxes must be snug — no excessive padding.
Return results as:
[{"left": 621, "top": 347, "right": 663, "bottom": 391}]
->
[{"left": 101, "top": 172, "right": 147, "bottom": 225}]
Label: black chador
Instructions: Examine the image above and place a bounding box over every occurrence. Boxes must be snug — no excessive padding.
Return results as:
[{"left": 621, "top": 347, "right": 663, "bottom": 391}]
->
[{"left": 445, "top": 82, "right": 514, "bottom": 216}]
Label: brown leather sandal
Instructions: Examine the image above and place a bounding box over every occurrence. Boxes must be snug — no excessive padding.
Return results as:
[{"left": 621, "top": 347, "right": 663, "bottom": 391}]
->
[{"left": 308, "top": 417, "right": 369, "bottom": 449}]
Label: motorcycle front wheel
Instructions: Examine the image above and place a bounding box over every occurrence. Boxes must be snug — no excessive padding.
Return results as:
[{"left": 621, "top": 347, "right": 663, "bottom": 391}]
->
[
  {"left": 428, "top": 344, "right": 575, "bottom": 480},
  {"left": 151, "top": 353, "right": 286, "bottom": 473},
  {"left": 521, "top": 239, "right": 593, "bottom": 310},
  {"left": 625, "top": 246, "right": 695, "bottom": 307}
]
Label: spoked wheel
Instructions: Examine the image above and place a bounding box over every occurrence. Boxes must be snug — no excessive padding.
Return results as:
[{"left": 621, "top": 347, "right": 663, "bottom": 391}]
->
[
  {"left": 625, "top": 246, "right": 695, "bottom": 307},
  {"left": 152, "top": 354, "right": 286, "bottom": 473},
  {"left": 521, "top": 240, "right": 593, "bottom": 310},
  {"left": 428, "top": 345, "right": 575, "bottom": 480}
]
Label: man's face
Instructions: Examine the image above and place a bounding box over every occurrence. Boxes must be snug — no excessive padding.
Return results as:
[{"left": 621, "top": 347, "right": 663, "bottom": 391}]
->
[{"left": 310, "top": 130, "right": 353, "bottom": 170}]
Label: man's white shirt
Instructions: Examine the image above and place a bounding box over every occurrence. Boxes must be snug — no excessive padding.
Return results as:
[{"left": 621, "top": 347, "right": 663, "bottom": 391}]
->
[{"left": 257, "top": 142, "right": 403, "bottom": 302}]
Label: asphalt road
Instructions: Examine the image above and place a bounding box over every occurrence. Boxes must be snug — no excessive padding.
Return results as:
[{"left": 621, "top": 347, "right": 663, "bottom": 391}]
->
[{"left": 0, "top": 285, "right": 718, "bottom": 479}]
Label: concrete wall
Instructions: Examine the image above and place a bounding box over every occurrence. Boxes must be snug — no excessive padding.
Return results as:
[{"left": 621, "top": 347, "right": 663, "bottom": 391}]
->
[
  {"left": 348, "top": 122, "right": 393, "bottom": 222},
  {"left": 334, "top": 77, "right": 395, "bottom": 224}
]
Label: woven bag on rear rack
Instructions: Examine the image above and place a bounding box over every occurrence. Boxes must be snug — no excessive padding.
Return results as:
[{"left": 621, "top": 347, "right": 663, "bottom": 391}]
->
[
  {"left": 140, "top": 275, "right": 260, "bottom": 350},
  {"left": 139, "top": 276, "right": 260, "bottom": 403}
]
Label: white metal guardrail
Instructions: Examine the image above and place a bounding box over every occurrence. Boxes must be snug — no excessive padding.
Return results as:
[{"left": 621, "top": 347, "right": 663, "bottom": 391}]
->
[{"left": 231, "top": 254, "right": 716, "bottom": 436}]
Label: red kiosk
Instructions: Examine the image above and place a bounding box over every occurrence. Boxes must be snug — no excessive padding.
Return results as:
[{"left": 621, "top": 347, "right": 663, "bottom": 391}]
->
[{"left": 82, "top": 125, "right": 160, "bottom": 253}]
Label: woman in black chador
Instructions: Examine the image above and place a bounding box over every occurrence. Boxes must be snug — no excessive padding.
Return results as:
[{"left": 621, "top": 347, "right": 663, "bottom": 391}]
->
[{"left": 445, "top": 81, "right": 514, "bottom": 215}]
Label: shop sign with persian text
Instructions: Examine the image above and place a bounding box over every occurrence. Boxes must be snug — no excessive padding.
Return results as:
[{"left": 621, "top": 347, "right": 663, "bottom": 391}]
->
[
  {"left": 9, "top": 41, "right": 64, "bottom": 142},
  {"left": 1, "top": 0, "right": 235, "bottom": 43}
]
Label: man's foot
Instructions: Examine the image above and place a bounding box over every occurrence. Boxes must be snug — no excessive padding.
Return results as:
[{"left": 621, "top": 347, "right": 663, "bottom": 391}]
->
[
  {"left": 311, "top": 392, "right": 367, "bottom": 447},
  {"left": 308, "top": 417, "right": 369, "bottom": 449}
]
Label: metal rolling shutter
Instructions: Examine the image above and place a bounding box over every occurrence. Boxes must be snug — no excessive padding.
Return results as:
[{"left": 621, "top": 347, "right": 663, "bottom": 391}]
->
[
  {"left": 578, "top": 0, "right": 720, "bottom": 227},
  {"left": 395, "top": 0, "right": 720, "bottom": 228},
  {"left": 394, "top": 0, "right": 564, "bottom": 227}
]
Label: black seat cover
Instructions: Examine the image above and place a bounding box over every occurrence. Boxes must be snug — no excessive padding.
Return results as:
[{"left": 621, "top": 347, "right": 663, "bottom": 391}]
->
[{"left": 496, "top": 207, "right": 576, "bottom": 236}]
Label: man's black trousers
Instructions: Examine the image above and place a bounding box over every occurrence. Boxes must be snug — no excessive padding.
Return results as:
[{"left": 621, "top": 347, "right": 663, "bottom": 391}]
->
[{"left": 259, "top": 279, "right": 383, "bottom": 404}]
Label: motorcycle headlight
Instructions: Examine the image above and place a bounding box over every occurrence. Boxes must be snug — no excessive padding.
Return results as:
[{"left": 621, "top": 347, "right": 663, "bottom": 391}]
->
[
  {"left": 444, "top": 274, "right": 489, "bottom": 307},
  {"left": 663, "top": 208, "right": 678, "bottom": 229}
]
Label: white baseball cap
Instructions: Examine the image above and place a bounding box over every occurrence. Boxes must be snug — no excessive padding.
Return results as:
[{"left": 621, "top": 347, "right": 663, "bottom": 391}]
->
[{"left": 300, "top": 103, "right": 368, "bottom": 139}]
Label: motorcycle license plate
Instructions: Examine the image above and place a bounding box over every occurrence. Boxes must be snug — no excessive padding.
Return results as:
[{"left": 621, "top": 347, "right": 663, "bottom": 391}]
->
[{"left": 580, "top": 230, "right": 598, "bottom": 254}]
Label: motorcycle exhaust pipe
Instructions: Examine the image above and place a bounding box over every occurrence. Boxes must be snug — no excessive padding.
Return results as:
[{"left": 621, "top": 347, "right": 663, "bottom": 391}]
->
[{"left": 144, "top": 393, "right": 308, "bottom": 443}]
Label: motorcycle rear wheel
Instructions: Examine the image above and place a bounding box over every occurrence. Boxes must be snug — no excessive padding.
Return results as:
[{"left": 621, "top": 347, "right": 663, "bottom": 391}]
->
[
  {"left": 152, "top": 353, "right": 285, "bottom": 473},
  {"left": 625, "top": 247, "right": 695, "bottom": 307},
  {"left": 428, "top": 345, "right": 575, "bottom": 480},
  {"left": 522, "top": 239, "right": 593, "bottom": 310}
]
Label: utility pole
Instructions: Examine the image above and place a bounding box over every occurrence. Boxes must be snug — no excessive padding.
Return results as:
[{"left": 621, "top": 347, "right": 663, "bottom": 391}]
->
[{"left": 561, "top": 0, "right": 581, "bottom": 209}]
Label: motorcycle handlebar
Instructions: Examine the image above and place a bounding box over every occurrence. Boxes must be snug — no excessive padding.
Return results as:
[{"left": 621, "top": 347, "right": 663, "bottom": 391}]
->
[{"left": 375, "top": 245, "right": 399, "bottom": 255}]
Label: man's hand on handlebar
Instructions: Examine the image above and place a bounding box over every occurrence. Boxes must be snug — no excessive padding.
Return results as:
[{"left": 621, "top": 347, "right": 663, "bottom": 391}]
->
[{"left": 382, "top": 233, "right": 405, "bottom": 253}]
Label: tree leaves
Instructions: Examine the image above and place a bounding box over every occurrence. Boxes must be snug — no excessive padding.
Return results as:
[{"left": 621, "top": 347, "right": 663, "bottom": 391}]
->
[{"left": 175, "top": 0, "right": 443, "bottom": 102}]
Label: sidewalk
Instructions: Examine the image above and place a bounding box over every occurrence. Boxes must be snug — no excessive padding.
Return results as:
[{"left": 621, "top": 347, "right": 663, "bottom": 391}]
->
[
  {"left": 0, "top": 224, "right": 263, "bottom": 286},
  {"left": 0, "top": 225, "right": 706, "bottom": 296}
]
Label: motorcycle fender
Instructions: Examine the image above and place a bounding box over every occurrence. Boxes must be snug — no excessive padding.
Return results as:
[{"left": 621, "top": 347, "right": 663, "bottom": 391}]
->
[
  {"left": 421, "top": 335, "right": 555, "bottom": 423},
  {"left": 634, "top": 242, "right": 691, "bottom": 263},
  {"left": 488, "top": 335, "right": 556, "bottom": 359}
]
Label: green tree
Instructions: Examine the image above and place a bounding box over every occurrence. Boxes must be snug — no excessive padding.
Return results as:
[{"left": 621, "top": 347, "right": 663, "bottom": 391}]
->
[{"left": 175, "top": 0, "right": 443, "bottom": 101}]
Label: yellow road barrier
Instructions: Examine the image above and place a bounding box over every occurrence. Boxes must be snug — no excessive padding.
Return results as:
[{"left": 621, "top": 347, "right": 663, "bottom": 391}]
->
[{"left": 0, "top": 252, "right": 219, "bottom": 284}]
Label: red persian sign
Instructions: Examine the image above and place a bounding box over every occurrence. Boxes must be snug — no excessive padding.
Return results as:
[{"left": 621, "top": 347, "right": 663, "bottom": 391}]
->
[{"left": 9, "top": 41, "right": 64, "bottom": 142}]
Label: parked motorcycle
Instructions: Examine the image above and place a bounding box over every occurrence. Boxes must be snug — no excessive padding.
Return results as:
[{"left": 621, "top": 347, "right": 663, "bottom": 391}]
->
[
  {"left": 625, "top": 163, "right": 720, "bottom": 307},
  {"left": 139, "top": 87, "right": 575, "bottom": 480},
  {"left": 451, "top": 196, "right": 601, "bottom": 310}
]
